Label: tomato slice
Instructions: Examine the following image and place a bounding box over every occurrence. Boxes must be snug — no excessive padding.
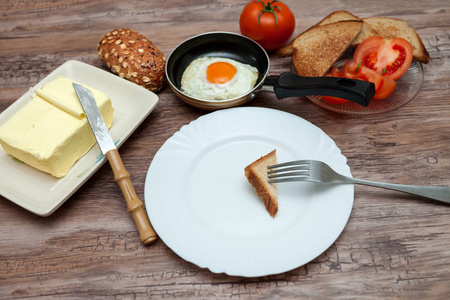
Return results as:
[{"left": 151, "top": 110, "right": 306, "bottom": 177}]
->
[
  {"left": 323, "top": 69, "right": 348, "bottom": 104},
  {"left": 321, "top": 96, "right": 349, "bottom": 104},
  {"left": 330, "top": 66, "right": 342, "bottom": 77},
  {"left": 342, "top": 60, "right": 383, "bottom": 90},
  {"left": 373, "top": 77, "right": 397, "bottom": 100},
  {"left": 357, "top": 66, "right": 383, "bottom": 91},
  {"left": 342, "top": 71, "right": 357, "bottom": 79},
  {"left": 323, "top": 67, "right": 348, "bottom": 104},
  {"left": 321, "top": 60, "right": 397, "bottom": 104},
  {"left": 342, "top": 60, "right": 358, "bottom": 74},
  {"left": 353, "top": 36, "right": 413, "bottom": 80}
]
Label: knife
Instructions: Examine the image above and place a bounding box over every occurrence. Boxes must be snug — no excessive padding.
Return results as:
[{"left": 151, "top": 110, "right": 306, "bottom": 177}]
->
[{"left": 73, "top": 83, "right": 157, "bottom": 246}]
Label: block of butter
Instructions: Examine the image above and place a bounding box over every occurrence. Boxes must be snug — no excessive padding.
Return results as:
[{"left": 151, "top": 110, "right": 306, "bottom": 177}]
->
[{"left": 0, "top": 76, "right": 114, "bottom": 178}]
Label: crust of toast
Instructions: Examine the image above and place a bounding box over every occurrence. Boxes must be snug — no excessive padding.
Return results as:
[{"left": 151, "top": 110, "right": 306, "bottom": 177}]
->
[
  {"left": 244, "top": 150, "right": 278, "bottom": 217},
  {"left": 292, "top": 20, "right": 363, "bottom": 77},
  {"left": 316, "top": 10, "right": 360, "bottom": 25},
  {"left": 316, "top": 11, "right": 379, "bottom": 47},
  {"left": 275, "top": 39, "right": 295, "bottom": 58}
]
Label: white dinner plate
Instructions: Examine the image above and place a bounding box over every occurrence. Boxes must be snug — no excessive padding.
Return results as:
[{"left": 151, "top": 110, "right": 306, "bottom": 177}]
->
[
  {"left": 0, "top": 60, "right": 159, "bottom": 216},
  {"left": 145, "top": 107, "right": 353, "bottom": 277}
]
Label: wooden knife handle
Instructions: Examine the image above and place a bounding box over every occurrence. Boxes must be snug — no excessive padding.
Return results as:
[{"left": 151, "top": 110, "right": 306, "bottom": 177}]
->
[{"left": 106, "top": 149, "right": 158, "bottom": 245}]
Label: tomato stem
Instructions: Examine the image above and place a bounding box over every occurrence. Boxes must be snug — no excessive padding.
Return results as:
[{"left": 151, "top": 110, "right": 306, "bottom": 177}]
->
[{"left": 256, "top": 0, "right": 281, "bottom": 26}]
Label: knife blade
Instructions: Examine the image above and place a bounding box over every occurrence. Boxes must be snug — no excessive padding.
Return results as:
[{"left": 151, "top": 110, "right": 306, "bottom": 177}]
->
[{"left": 73, "top": 83, "right": 157, "bottom": 245}]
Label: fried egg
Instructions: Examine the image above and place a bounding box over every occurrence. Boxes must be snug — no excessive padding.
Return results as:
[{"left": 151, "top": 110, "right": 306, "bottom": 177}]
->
[{"left": 180, "top": 56, "right": 259, "bottom": 100}]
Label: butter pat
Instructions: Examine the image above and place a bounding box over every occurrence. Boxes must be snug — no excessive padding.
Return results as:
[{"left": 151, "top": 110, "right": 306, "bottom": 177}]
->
[{"left": 0, "top": 76, "right": 114, "bottom": 178}]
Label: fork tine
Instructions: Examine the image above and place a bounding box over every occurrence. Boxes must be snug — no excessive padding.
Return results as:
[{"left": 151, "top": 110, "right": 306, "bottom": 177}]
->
[
  {"left": 267, "top": 160, "right": 311, "bottom": 183},
  {"left": 268, "top": 160, "right": 310, "bottom": 169},
  {"left": 268, "top": 177, "right": 309, "bottom": 183},
  {"left": 267, "top": 165, "right": 308, "bottom": 174},
  {"left": 268, "top": 171, "right": 309, "bottom": 179}
]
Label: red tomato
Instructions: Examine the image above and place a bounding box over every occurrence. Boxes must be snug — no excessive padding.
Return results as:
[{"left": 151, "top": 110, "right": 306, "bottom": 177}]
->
[
  {"left": 373, "top": 77, "right": 397, "bottom": 100},
  {"left": 239, "top": 0, "right": 295, "bottom": 51},
  {"left": 353, "top": 36, "right": 413, "bottom": 80}
]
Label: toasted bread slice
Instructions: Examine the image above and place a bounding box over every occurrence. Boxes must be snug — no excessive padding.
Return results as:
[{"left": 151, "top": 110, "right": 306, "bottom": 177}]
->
[
  {"left": 351, "top": 21, "right": 380, "bottom": 46},
  {"left": 316, "top": 11, "right": 379, "bottom": 47},
  {"left": 276, "top": 11, "right": 376, "bottom": 58},
  {"left": 275, "top": 39, "right": 296, "bottom": 58},
  {"left": 363, "top": 17, "right": 430, "bottom": 63},
  {"left": 316, "top": 10, "right": 360, "bottom": 25},
  {"left": 244, "top": 150, "right": 278, "bottom": 217},
  {"left": 292, "top": 20, "right": 363, "bottom": 77}
]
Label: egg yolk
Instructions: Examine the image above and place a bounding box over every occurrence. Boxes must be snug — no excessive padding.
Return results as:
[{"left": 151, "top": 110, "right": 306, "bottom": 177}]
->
[{"left": 206, "top": 62, "right": 237, "bottom": 84}]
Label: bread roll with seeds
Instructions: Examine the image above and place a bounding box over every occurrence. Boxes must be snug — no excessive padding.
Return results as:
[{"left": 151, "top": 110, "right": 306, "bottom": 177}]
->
[{"left": 97, "top": 28, "right": 166, "bottom": 92}]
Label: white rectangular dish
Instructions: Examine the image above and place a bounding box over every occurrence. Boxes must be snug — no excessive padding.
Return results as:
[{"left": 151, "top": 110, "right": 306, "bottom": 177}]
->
[{"left": 0, "top": 60, "right": 159, "bottom": 216}]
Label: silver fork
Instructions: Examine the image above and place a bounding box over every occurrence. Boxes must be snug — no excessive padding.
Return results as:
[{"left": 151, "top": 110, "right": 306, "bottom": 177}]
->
[{"left": 267, "top": 160, "right": 450, "bottom": 203}]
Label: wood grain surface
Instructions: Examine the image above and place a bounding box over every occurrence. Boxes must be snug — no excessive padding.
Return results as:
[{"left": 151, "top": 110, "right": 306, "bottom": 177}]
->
[{"left": 1, "top": 0, "right": 449, "bottom": 298}]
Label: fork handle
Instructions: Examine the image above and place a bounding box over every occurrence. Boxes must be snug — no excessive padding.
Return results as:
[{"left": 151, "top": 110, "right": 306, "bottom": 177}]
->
[{"left": 341, "top": 176, "right": 450, "bottom": 203}]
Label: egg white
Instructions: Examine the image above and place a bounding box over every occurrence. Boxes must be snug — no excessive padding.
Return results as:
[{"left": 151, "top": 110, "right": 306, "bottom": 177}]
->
[{"left": 180, "top": 56, "right": 259, "bottom": 100}]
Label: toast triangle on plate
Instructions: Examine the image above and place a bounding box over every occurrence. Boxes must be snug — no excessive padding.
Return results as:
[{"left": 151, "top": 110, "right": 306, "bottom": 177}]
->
[{"left": 244, "top": 150, "right": 278, "bottom": 217}]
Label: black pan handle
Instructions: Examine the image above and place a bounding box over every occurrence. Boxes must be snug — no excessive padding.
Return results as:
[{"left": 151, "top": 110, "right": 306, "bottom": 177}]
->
[{"left": 269, "top": 72, "right": 375, "bottom": 107}]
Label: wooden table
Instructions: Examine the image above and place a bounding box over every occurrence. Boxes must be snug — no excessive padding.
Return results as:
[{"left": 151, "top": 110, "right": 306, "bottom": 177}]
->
[{"left": 1, "top": 0, "right": 449, "bottom": 298}]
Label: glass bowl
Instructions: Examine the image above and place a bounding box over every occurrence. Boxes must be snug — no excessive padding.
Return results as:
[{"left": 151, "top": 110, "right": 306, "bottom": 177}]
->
[{"left": 306, "top": 60, "right": 424, "bottom": 115}]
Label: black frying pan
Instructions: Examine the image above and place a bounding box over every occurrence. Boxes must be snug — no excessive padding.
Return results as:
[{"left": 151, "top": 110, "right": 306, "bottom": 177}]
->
[{"left": 166, "top": 31, "right": 375, "bottom": 110}]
